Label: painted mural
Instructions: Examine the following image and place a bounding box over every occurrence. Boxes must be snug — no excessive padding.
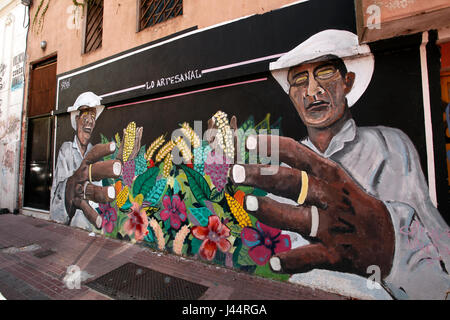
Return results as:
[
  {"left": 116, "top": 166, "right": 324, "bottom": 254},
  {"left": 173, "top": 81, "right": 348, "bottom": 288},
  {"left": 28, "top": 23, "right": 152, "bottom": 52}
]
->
[{"left": 50, "top": 29, "right": 450, "bottom": 300}]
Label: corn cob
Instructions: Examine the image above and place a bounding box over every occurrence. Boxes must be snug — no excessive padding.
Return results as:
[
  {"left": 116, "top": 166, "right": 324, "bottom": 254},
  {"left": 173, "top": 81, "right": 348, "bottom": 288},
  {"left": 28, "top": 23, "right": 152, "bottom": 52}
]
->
[
  {"left": 123, "top": 122, "right": 136, "bottom": 162},
  {"left": 116, "top": 185, "right": 129, "bottom": 208},
  {"left": 212, "top": 111, "right": 234, "bottom": 160},
  {"left": 114, "top": 180, "right": 122, "bottom": 197},
  {"left": 181, "top": 122, "right": 201, "bottom": 149},
  {"left": 162, "top": 153, "right": 173, "bottom": 178},
  {"left": 145, "top": 134, "right": 165, "bottom": 161},
  {"left": 176, "top": 137, "right": 193, "bottom": 163},
  {"left": 225, "top": 193, "right": 252, "bottom": 228},
  {"left": 155, "top": 140, "right": 176, "bottom": 162}
]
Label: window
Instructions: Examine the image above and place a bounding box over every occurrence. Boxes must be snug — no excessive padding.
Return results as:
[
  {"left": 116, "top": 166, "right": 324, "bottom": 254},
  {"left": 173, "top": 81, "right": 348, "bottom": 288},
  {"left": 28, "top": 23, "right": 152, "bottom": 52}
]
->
[
  {"left": 83, "top": 0, "right": 103, "bottom": 54},
  {"left": 139, "top": 0, "right": 183, "bottom": 31}
]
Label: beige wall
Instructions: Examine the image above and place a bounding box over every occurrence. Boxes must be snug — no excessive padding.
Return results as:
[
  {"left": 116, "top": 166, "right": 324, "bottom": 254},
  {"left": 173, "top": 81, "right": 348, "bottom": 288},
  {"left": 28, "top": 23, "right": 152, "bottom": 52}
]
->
[
  {"left": 27, "top": 0, "right": 301, "bottom": 75},
  {"left": 357, "top": 0, "right": 450, "bottom": 43}
]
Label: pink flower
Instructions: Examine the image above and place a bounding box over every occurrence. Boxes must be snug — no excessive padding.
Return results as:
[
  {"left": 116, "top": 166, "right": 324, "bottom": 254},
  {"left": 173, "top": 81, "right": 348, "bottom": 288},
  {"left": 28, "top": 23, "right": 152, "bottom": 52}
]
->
[
  {"left": 123, "top": 202, "right": 149, "bottom": 241},
  {"left": 98, "top": 203, "right": 117, "bottom": 234},
  {"left": 241, "top": 221, "right": 291, "bottom": 266},
  {"left": 192, "top": 215, "right": 231, "bottom": 261},
  {"left": 160, "top": 195, "right": 187, "bottom": 230}
]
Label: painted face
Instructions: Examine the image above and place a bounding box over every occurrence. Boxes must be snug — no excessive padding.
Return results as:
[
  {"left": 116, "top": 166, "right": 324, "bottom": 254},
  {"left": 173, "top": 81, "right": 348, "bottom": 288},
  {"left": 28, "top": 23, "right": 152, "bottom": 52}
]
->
[
  {"left": 76, "top": 107, "right": 96, "bottom": 147},
  {"left": 287, "top": 59, "right": 354, "bottom": 128}
]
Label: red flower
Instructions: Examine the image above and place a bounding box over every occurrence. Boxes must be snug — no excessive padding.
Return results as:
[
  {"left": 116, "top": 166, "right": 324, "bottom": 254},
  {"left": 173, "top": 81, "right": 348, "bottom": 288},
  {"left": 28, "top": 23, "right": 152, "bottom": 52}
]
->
[
  {"left": 123, "top": 202, "right": 149, "bottom": 241},
  {"left": 241, "top": 221, "right": 291, "bottom": 266},
  {"left": 192, "top": 215, "right": 231, "bottom": 261},
  {"left": 160, "top": 195, "right": 187, "bottom": 230}
]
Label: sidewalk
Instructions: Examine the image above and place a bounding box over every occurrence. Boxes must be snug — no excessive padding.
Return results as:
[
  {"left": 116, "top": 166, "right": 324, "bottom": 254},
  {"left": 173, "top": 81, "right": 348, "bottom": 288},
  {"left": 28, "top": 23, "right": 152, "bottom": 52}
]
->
[{"left": 0, "top": 214, "right": 345, "bottom": 300}]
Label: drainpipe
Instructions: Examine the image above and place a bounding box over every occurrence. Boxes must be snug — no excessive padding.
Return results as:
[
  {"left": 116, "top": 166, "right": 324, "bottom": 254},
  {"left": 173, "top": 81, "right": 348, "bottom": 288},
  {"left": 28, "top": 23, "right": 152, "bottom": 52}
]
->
[
  {"left": 17, "top": 3, "right": 30, "bottom": 212},
  {"left": 419, "top": 31, "right": 437, "bottom": 208}
]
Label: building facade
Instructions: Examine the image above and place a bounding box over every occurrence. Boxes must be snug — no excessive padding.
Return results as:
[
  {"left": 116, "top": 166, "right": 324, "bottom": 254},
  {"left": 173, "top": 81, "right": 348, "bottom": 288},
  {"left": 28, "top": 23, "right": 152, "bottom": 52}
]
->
[
  {"left": 0, "top": 0, "right": 28, "bottom": 213},
  {"left": 17, "top": 0, "right": 450, "bottom": 299}
]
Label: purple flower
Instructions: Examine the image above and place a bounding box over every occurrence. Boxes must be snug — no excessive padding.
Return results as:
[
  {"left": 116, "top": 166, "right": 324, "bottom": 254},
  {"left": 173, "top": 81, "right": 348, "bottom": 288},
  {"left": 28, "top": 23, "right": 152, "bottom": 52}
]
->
[
  {"left": 160, "top": 195, "right": 187, "bottom": 230},
  {"left": 241, "top": 221, "right": 291, "bottom": 266}
]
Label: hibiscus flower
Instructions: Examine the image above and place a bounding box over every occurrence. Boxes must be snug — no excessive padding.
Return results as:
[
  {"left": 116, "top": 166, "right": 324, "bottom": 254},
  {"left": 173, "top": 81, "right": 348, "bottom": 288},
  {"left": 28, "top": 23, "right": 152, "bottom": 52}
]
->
[
  {"left": 160, "top": 195, "right": 187, "bottom": 230},
  {"left": 98, "top": 203, "right": 117, "bottom": 234},
  {"left": 123, "top": 202, "right": 149, "bottom": 241},
  {"left": 192, "top": 215, "right": 231, "bottom": 261},
  {"left": 241, "top": 221, "right": 291, "bottom": 266}
]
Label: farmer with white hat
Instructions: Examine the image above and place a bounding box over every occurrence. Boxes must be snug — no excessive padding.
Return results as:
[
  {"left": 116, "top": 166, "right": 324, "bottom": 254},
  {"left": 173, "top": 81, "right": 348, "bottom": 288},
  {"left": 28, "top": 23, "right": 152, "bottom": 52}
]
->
[
  {"left": 50, "top": 92, "right": 122, "bottom": 231},
  {"left": 229, "top": 30, "right": 450, "bottom": 299}
]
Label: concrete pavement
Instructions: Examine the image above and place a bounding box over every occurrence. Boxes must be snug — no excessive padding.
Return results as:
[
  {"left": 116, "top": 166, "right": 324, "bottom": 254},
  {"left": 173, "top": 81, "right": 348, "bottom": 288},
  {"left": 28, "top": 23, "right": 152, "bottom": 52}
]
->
[{"left": 0, "top": 213, "right": 345, "bottom": 300}]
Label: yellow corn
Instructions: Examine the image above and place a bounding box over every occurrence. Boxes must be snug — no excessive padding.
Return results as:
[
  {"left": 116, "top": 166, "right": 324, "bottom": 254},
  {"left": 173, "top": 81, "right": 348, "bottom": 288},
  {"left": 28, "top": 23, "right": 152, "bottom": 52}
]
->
[
  {"left": 123, "top": 122, "right": 136, "bottom": 162},
  {"left": 116, "top": 185, "right": 129, "bottom": 208},
  {"left": 145, "top": 134, "right": 165, "bottom": 161},
  {"left": 225, "top": 193, "right": 252, "bottom": 228},
  {"left": 114, "top": 180, "right": 122, "bottom": 197}
]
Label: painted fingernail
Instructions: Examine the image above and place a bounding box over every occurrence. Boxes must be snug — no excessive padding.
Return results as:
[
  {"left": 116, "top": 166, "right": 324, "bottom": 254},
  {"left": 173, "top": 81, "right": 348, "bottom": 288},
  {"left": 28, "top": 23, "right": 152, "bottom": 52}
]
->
[
  {"left": 113, "top": 161, "right": 122, "bottom": 176},
  {"left": 96, "top": 216, "right": 102, "bottom": 229},
  {"left": 108, "top": 186, "right": 115, "bottom": 199},
  {"left": 246, "top": 135, "right": 257, "bottom": 150},
  {"left": 245, "top": 195, "right": 258, "bottom": 212},
  {"left": 270, "top": 257, "right": 282, "bottom": 272},
  {"left": 232, "top": 165, "right": 246, "bottom": 183},
  {"left": 110, "top": 142, "right": 116, "bottom": 152}
]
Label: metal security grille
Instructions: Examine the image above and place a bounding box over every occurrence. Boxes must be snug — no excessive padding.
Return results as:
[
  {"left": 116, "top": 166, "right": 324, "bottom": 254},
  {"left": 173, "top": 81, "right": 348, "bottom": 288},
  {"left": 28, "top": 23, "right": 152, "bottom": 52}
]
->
[
  {"left": 84, "top": 0, "right": 103, "bottom": 54},
  {"left": 86, "top": 262, "right": 208, "bottom": 300},
  {"left": 139, "top": 0, "right": 183, "bottom": 31}
]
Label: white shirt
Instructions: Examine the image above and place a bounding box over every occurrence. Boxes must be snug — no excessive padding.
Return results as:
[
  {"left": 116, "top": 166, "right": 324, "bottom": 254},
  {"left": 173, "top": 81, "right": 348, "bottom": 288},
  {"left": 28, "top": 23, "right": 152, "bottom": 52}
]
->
[{"left": 50, "top": 136, "right": 98, "bottom": 231}]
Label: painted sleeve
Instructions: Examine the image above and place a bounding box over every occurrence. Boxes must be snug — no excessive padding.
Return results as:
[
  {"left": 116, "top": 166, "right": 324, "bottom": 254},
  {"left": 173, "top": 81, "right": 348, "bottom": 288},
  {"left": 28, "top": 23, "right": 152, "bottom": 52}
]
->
[
  {"left": 49, "top": 144, "right": 71, "bottom": 224},
  {"left": 379, "top": 129, "right": 450, "bottom": 299},
  {"left": 382, "top": 201, "right": 450, "bottom": 300}
]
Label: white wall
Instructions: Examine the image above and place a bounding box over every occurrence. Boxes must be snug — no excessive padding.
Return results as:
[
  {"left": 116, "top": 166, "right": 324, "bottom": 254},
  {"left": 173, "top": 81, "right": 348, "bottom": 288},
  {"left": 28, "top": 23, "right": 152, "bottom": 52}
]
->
[{"left": 0, "top": 0, "right": 28, "bottom": 211}]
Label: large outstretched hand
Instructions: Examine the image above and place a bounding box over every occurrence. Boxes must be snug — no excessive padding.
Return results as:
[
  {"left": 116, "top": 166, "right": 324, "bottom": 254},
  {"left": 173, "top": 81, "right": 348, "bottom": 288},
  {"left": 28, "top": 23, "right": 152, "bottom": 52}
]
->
[
  {"left": 65, "top": 142, "right": 122, "bottom": 228},
  {"left": 230, "top": 134, "right": 395, "bottom": 278}
]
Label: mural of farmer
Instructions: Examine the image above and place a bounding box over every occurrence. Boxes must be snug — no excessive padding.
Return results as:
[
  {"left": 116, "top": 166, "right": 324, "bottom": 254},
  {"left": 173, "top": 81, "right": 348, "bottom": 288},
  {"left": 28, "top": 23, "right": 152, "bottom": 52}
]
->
[
  {"left": 228, "top": 30, "right": 450, "bottom": 299},
  {"left": 50, "top": 92, "right": 125, "bottom": 231}
]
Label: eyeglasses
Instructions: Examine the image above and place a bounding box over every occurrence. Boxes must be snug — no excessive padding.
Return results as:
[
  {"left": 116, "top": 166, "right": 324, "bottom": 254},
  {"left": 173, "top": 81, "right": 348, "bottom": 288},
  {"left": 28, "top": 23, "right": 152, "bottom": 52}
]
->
[{"left": 289, "top": 64, "right": 338, "bottom": 87}]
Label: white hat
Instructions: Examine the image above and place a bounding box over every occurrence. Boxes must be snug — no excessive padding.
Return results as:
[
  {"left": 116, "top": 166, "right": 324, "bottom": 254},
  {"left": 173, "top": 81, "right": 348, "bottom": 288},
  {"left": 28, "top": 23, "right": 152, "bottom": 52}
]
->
[
  {"left": 67, "top": 92, "right": 105, "bottom": 130},
  {"left": 270, "top": 29, "right": 374, "bottom": 107}
]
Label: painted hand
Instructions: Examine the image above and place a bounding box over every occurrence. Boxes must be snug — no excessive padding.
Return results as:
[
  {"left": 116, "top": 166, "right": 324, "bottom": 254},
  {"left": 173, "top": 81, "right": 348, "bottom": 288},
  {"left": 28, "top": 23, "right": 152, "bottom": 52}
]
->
[
  {"left": 65, "top": 142, "right": 122, "bottom": 228},
  {"left": 230, "top": 135, "right": 395, "bottom": 278}
]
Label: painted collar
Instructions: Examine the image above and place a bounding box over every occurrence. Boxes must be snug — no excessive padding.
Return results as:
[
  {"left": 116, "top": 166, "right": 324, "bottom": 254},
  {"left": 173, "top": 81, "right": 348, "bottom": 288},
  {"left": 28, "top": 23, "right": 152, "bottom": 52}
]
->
[
  {"left": 72, "top": 135, "right": 93, "bottom": 158},
  {"left": 301, "top": 119, "right": 357, "bottom": 158}
]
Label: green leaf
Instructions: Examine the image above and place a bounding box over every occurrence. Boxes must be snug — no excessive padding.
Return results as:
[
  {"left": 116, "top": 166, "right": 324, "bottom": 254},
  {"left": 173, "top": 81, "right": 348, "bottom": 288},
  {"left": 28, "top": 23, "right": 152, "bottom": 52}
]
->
[
  {"left": 191, "top": 238, "right": 203, "bottom": 255},
  {"left": 239, "top": 115, "right": 255, "bottom": 132},
  {"left": 227, "top": 222, "right": 243, "bottom": 238},
  {"left": 253, "top": 188, "right": 268, "bottom": 197},
  {"left": 189, "top": 207, "right": 213, "bottom": 227},
  {"left": 180, "top": 165, "right": 211, "bottom": 206},
  {"left": 255, "top": 113, "right": 271, "bottom": 133},
  {"left": 236, "top": 244, "right": 256, "bottom": 266},
  {"left": 254, "top": 264, "right": 290, "bottom": 281},
  {"left": 209, "top": 188, "right": 224, "bottom": 203},
  {"left": 132, "top": 167, "right": 159, "bottom": 198}
]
